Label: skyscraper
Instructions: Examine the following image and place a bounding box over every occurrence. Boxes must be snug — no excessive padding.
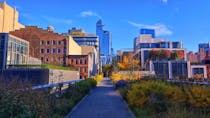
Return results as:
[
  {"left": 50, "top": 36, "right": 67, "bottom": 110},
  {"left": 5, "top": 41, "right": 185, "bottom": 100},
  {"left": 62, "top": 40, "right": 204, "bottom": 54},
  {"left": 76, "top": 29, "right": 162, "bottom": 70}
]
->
[{"left": 96, "top": 19, "right": 112, "bottom": 64}]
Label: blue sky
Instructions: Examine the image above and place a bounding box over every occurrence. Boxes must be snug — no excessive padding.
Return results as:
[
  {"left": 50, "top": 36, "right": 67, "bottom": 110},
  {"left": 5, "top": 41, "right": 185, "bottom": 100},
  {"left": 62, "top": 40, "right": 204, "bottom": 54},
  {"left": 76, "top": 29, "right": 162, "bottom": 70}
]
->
[{"left": 5, "top": 0, "right": 210, "bottom": 52}]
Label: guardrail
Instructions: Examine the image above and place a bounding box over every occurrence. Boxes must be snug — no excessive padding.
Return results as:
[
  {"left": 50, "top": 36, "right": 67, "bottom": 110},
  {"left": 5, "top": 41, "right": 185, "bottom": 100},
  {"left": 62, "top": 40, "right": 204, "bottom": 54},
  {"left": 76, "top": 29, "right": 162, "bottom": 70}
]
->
[
  {"left": 32, "top": 79, "right": 84, "bottom": 90},
  {"left": 167, "top": 79, "right": 210, "bottom": 86}
]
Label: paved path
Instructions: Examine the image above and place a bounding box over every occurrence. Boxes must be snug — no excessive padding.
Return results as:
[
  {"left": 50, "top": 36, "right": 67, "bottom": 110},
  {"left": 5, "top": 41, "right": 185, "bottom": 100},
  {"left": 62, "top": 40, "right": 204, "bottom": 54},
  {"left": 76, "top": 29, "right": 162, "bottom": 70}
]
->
[{"left": 65, "top": 78, "right": 135, "bottom": 118}]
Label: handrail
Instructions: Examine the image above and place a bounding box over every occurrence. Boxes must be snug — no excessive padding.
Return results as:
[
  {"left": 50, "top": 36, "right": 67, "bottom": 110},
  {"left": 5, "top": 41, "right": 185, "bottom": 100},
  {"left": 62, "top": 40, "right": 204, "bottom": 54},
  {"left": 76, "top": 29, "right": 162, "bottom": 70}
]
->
[
  {"left": 32, "top": 79, "right": 84, "bottom": 90},
  {"left": 167, "top": 79, "right": 210, "bottom": 85}
]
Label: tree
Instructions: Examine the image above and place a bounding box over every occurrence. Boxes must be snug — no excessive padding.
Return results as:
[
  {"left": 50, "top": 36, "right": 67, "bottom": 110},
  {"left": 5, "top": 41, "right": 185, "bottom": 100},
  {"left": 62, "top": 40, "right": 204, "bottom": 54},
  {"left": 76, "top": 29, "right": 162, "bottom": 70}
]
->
[
  {"left": 162, "top": 50, "right": 171, "bottom": 59},
  {"left": 177, "top": 50, "right": 185, "bottom": 59},
  {"left": 171, "top": 51, "right": 179, "bottom": 60},
  {"left": 118, "top": 54, "right": 140, "bottom": 71}
]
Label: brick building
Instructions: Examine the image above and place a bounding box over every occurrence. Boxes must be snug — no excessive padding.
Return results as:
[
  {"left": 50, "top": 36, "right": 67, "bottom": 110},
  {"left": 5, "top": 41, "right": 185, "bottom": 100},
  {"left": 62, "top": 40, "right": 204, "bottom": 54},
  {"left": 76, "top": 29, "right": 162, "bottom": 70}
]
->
[
  {"left": 10, "top": 26, "right": 67, "bottom": 65},
  {"left": 68, "top": 54, "right": 94, "bottom": 79},
  {"left": 187, "top": 51, "right": 199, "bottom": 63}
]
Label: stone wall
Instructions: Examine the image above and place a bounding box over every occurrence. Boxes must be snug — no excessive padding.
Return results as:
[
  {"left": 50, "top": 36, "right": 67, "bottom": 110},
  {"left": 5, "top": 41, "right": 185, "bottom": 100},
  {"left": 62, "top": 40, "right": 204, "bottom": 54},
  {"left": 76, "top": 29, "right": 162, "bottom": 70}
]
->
[
  {"left": 0, "top": 68, "right": 80, "bottom": 85},
  {"left": 49, "top": 69, "right": 80, "bottom": 84}
]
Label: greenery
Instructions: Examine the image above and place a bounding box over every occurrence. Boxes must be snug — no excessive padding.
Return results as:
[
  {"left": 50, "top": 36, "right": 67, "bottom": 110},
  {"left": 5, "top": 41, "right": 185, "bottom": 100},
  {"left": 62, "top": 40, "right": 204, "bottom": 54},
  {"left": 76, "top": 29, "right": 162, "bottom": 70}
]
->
[
  {"left": 0, "top": 78, "right": 97, "bottom": 118},
  {"left": 118, "top": 79, "right": 210, "bottom": 118},
  {"left": 8, "top": 64, "right": 77, "bottom": 71}
]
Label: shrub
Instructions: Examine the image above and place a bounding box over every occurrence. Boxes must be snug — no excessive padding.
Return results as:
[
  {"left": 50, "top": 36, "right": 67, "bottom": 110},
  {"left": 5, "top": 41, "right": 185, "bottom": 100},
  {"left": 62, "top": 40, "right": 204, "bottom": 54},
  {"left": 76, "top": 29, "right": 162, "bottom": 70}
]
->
[
  {"left": 185, "top": 85, "right": 210, "bottom": 108},
  {"left": 118, "top": 80, "right": 210, "bottom": 117}
]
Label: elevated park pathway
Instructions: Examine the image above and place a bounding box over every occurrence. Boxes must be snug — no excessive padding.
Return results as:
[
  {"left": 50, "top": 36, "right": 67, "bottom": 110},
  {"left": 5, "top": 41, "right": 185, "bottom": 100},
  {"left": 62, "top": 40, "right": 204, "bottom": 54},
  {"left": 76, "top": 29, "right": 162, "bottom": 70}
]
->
[{"left": 65, "top": 78, "right": 135, "bottom": 118}]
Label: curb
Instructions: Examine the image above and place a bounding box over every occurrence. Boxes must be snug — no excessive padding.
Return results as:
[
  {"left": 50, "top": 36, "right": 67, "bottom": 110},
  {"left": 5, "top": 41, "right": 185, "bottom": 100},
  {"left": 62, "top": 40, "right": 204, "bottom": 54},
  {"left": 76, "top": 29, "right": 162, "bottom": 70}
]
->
[
  {"left": 64, "top": 89, "right": 94, "bottom": 118},
  {"left": 117, "top": 91, "right": 136, "bottom": 118}
]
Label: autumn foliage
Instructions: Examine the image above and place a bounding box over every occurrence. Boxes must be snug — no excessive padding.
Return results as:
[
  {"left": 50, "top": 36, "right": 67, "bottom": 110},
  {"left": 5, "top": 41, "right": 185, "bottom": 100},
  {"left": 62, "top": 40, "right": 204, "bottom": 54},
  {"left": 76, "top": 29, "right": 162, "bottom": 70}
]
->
[
  {"left": 118, "top": 53, "right": 140, "bottom": 71},
  {"left": 149, "top": 49, "right": 185, "bottom": 60}
]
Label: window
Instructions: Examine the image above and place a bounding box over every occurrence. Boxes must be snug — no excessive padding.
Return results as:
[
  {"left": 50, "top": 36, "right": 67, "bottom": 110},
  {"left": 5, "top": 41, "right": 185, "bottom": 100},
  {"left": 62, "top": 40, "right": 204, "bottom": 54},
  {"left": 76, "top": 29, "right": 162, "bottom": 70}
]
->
[
  {"left": 46, "top": 49, "right": 50, "bottom": 54},
  {"left": 40, "top": 49, "right": 44, "bottom": 53},
  {"left": 41, "top": 57, "right": 44, "bottom": 62},
  {"left": 80, "top": 59, "right": 83, "bottom": 64},
  {"left": 52, "top": 48, "right": 56, "bottom": 54},
  {"left": 40, "top": 40, "right": 44, "bottom": 45},
  {"left": 58, "top": 49, "right": 61, "bottom": 53},
  {"left": 84, "top": 59, "right": 87, "bottom": 64},
  {"left": 46, "top": 58, "right": 49, "bottom": 62},
  {"left": 71, "top": 59, "right": 74, "bottom": 64},
  {"left": 84, "top": 67, "right": 87, "bottom": 72},
  {"left": 52, "top": 40, "right": 56, "bottom": 45},
  {"left": 58, "top": 41, "right": 61, "bottom": 45},
  {"left": 76, "top": 59, "right": 78, "bottom": 64},
  {"left": 47, "top": 41, "right": 50, "bottom": 45},
  {"left": 63, "top": 49, "right": 66, "bottom": 53}
]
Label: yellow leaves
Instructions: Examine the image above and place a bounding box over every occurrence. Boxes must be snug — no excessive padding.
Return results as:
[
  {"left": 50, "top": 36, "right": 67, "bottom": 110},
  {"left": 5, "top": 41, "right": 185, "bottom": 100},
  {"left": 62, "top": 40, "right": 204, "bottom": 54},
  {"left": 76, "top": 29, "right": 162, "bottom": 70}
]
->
[
  {"left": 126, "top": 80, "right": 210, "bottom": 109},
  {"left": 127, "top": 84, "right": 147, "bottom": 107},
  {"left": 185, "top": 85, "right": 210, "bottom": 108}
]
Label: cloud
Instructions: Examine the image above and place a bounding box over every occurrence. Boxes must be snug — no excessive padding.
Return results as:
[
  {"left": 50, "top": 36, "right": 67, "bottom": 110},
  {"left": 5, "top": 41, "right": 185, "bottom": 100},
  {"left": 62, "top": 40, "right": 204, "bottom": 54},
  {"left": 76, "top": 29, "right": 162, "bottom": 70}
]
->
[
  {"left": 42, "top": 16, "right": 72, "bottom": 25},
  {"left": 20, "top": 13, "right": 35, "bottom": 19},
  {"left": 80, "top": 10, "right": 101, "bottom": 18},
  {"left": 128, "top": 21, "right": 173, "bottom": 36},
  {"left": 162, "top": 0, "right": 168, "bottom": 3}
]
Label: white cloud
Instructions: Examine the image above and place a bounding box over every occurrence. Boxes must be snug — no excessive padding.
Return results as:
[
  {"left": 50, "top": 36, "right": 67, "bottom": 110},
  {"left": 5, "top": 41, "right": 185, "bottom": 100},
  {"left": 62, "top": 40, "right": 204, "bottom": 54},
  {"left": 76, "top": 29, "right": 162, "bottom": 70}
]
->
[
  {"left": 42, "top": 16, "right": 72, "bottom": 25},
  {"left": 80, "top": 10, "right": 101, "bottom": 18},
  {"left": 162, "top": 0, "right": 168, "bottom": 3},
  {"left": 128, "top": 21, "right": 173, "bottom": 36}
]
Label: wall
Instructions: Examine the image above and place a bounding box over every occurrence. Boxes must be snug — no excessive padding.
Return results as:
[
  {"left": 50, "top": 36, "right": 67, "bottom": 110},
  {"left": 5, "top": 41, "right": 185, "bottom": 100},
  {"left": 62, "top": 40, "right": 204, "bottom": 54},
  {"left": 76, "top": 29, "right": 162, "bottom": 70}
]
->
[
  {"left": 0, "top": 68, "right": 49, "bottom": 85},
  {"left": 67, "top": 36, "right": 81, "bottom": 55},
  {"left": 0, "top": 68, "right": 80, "bottom": 85},
  {"left": 0, "top": 2, "right": 24, "bottom": 32},
  {"left": 49, "top": 69, "right": 80, "bottom": 84}
]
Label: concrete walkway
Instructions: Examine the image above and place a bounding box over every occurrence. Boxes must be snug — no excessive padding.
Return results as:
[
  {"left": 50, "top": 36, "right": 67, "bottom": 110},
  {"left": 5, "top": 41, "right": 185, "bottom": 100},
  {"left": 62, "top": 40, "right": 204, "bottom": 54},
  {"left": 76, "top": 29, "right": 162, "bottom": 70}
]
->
[{"left": 65, "top": 78, "right": 135, "bottom": 118}]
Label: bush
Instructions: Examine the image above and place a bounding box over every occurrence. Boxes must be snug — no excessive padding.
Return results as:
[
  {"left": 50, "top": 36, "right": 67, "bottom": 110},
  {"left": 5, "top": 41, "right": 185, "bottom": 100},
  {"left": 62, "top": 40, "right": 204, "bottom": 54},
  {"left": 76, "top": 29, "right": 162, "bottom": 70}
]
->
[
  {"left": 119, "top": 80, "right": 210, "bottom": 117},
  {"left": 0, "top": 78, "right": 97, "bottom": 118}
]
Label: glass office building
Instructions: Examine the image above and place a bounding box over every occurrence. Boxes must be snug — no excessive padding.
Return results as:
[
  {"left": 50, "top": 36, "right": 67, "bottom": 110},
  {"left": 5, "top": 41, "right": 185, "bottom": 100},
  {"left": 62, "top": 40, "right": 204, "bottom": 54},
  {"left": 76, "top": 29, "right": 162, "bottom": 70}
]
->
[
  {"left": 199, "top": 42, "right": 210, "bottom": 51},
  {"left": 0, "top": 33, "right": 29, "bottom": 69},
  {"left": 140, "top": 29, "right": 155, "bottom": 38}
]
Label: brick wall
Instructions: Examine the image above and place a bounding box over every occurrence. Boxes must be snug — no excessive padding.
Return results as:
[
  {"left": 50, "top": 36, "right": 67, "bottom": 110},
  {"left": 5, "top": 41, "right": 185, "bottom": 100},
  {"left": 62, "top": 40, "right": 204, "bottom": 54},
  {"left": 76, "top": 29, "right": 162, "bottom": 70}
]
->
[{"left": 10, "top": 26, "right": 67, "bottom": 65}]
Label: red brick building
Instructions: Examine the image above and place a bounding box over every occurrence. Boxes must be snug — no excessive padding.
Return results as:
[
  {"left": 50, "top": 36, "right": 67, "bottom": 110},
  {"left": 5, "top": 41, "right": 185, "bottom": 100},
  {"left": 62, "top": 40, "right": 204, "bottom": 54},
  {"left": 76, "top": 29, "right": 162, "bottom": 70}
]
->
[
  {"left": 68, "top": 55, "right": 89, "bottom": 79},
  {"left": 10, "top": 26, "right": 67, "bottom": 65}
]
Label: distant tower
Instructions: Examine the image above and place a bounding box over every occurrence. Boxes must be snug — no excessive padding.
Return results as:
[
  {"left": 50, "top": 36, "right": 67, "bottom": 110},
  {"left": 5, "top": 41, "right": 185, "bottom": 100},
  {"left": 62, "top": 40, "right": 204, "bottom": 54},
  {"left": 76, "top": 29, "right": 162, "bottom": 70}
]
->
[{"left": 47, "top": 25, "right": 54, "bottom": 32}]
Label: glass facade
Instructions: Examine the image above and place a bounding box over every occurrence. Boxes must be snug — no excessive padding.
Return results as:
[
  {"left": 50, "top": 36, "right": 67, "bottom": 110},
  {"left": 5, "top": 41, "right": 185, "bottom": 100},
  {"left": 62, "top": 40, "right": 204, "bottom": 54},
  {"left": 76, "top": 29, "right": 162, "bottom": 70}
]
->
[
  {"left": 73, "top": 37, "right": 98, "bottom": 47},
  {"left": 153, "top": 62, "right": 169, "bottom": 78},
  {"left": 199, "top": 43, "right": 210, "bottom": 51},
  {"left": 96, "top": 20, "right": 111, "bottom": 56},
  {"left": 0, "top": 33, "right": 29, "bottom": 69},
  {"left": 171, "top": 62, "right": 188, "bottom": 78},
  {"left": 172, "top": 42, "right": 181, "bottom": 48},
  {"left": 6, "top": 36, "right": 29, "bottom": 66},
  {"left": 140, "top": 29, "right": 155, "bottom": 38}
]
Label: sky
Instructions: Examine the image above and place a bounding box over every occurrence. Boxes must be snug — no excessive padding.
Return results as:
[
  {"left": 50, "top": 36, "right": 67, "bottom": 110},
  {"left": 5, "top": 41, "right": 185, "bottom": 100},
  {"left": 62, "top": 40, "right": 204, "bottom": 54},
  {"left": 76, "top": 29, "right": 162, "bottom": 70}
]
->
[{"left": 4, "top": 0, "right": 210, "bottom": 53}]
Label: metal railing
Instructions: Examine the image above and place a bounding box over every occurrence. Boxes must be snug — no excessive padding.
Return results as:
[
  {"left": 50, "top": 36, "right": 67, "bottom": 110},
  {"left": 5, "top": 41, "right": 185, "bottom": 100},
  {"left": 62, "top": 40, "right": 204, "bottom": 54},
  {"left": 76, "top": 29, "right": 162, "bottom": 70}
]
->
[{"left": 32, "top": 79, "right": 84, "bottom": 90}]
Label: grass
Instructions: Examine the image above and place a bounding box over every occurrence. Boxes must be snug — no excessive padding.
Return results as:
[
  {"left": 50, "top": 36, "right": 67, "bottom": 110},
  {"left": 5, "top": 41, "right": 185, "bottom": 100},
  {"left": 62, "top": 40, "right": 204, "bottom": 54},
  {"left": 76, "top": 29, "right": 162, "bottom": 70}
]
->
[{"left": 8, "top": 64, "right": 77, "bottom": 71}]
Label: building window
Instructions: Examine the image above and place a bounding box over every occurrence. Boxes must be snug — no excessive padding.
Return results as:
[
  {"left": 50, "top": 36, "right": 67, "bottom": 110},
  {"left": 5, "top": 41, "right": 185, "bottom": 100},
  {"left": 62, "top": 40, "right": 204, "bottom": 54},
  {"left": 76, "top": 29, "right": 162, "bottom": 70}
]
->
[
  {"left": 46, "top": 41, "right": 50, "bottom": 45},
  {"left": 84, "top": 59, "right": 87, "bottom": 64},
  {"left": 76, "top": 59, "right": 78, "bottom": 64},
  {"left": 52, "top": 40, "right": 56, "bottom": 45},
  {"left": 46, "top": 49, "right": 50, "bottom": 54},
  {"left": 80, "top": 59, "right": 83, "bottom": 64},
  {"left": 84, "top": 67, "right": 87, "bottom": 72},
  {"left": 52, "top": 48, "right": 56, "bottom": 54},
  {"left": 46, "top": 58, "right": 49, "bottom": 62},
  {"left": 63, "top": 49, "right": 66, "bottom": 53},
  {"left": 58, "top": 49, "right": 61, "bottom": 53},
  {"left": 40, "top": 49, "right": 44, "bottom": 53},
  {"left": 40, "top": 40, "right": 44, "bottom": 45},
  {"left": 58, "top": 41, "right": 61, "bottom": 45},
  {"left": 71, "top": 59, "right": 74, "bottom": 64},
  {"left": 41, "top": 57, "right": 44, "bottom": 62}
]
